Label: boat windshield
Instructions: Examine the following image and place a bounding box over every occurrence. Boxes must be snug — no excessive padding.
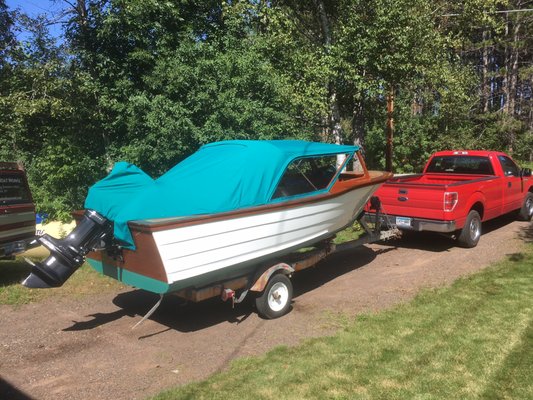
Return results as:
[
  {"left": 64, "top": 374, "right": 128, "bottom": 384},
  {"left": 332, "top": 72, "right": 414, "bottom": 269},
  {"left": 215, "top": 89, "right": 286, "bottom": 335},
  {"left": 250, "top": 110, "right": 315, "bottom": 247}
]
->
[{"left": 272, "top": 155, "right": 344, "bottom": 199}]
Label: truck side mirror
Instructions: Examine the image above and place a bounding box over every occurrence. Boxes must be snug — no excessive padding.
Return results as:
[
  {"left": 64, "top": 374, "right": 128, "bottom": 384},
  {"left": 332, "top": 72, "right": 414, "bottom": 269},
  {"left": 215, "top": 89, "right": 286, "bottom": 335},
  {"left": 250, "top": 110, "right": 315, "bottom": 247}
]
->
[{"left": 521, "top": 168, "right": 532, "bottom": 177}]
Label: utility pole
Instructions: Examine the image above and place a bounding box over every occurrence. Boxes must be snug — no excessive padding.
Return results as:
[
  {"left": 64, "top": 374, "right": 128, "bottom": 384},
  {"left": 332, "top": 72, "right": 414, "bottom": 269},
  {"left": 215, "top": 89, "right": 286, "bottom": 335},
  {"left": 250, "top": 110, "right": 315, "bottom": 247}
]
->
[{"left": 385, "top": 86, "right": 394, "bottom": 172}]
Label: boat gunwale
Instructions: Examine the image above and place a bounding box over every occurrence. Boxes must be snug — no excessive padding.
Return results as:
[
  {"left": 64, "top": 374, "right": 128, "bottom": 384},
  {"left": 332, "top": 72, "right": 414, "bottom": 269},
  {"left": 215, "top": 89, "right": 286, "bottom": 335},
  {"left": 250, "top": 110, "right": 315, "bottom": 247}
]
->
[{"left": 126, "top": 170, "right": 392, "bottom": 233}]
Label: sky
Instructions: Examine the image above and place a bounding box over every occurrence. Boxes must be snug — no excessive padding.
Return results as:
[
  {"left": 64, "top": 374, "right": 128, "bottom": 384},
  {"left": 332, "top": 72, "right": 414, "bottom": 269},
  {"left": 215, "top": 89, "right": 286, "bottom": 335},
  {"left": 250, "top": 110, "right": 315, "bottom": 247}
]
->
[
  {"left": 6, "top": 0, "right": 66, "bottom": 39},
  {"left": 6, "top": 0, "right": 64, "bottom": 18}
]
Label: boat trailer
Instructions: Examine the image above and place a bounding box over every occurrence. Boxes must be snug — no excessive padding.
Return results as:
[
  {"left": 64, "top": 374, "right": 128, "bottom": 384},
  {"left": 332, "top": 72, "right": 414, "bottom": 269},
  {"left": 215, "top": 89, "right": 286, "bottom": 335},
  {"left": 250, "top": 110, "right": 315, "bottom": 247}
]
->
[{"left": 134, "top": 201, "right": 400, "bottom": 326}]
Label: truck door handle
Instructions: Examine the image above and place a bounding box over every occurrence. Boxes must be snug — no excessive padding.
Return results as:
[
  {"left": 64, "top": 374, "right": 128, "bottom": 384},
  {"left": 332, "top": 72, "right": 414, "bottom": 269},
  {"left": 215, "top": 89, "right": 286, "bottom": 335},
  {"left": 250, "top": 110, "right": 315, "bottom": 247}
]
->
[
  {"left": 398, "top": 197, "right": 408, "bottom": 202},
  {"left": 508, "top": 182, "right": 512, "bottom": 188}
]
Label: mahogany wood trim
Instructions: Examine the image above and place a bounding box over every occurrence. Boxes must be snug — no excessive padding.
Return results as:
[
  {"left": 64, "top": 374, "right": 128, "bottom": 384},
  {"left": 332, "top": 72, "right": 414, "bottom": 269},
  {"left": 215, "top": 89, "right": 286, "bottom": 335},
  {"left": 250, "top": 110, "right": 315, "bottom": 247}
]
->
[{"left": 87, "top": 230, "right": 168, "bottom": 283}]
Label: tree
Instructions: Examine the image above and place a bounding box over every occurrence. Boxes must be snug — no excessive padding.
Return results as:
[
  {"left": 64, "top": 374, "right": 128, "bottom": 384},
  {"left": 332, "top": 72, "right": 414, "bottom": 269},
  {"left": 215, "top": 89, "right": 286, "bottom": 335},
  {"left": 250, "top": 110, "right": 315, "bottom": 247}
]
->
[
  {"left": 61, "top": 0, "right": 313, "bottom": 177},
  {"left": 0, "top": 8, "right": 105, "bottom": 219}
]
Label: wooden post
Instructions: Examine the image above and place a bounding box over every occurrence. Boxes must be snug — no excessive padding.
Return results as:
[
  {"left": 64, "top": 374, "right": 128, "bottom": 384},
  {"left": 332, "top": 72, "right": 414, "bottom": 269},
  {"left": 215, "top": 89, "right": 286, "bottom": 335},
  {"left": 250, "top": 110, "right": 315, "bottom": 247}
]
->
[{"left": 385, "top": 86, "right": 394, "bottom": 172}]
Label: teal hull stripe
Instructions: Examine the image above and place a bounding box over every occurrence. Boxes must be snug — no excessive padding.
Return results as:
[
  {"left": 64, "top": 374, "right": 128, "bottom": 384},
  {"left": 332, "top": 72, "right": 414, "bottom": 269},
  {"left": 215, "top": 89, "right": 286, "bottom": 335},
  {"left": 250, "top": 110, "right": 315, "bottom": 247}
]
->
[{"left": 87, "top": 259, "right": 170, "bottom": 294}]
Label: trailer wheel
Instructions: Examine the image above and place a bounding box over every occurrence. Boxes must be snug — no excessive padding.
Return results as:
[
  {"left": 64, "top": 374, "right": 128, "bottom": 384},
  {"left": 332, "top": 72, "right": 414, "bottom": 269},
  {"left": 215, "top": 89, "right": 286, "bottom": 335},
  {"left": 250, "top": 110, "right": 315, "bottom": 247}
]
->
[
  {"left": 517, "top": 192, "right": 533, "bottom": 221},
  {"left": 457, "top": 210, "right": 481, "bottom": 248},
  {"left": 255, "top": 273, "right": 293, "bottom": 319}
]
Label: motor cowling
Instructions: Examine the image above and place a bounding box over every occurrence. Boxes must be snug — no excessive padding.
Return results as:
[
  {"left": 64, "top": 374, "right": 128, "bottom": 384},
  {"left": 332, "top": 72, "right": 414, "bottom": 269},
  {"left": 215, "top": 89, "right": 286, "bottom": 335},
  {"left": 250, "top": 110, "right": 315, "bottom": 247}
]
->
[{"left": 22, "top": 210, "right": 112, "bottom": 289}]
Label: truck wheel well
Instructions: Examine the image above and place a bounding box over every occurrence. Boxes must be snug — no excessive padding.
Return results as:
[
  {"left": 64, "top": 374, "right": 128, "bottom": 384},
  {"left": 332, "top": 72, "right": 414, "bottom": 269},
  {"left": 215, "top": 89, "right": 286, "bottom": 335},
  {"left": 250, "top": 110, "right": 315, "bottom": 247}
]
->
[{"left": 471, "top": 202, "right": 484, "bottom": 220}]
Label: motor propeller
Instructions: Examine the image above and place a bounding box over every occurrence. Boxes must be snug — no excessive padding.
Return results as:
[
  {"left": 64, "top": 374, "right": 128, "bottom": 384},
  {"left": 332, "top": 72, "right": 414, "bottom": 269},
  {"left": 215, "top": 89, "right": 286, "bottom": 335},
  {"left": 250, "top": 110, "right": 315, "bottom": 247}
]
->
[{"left": 22, "top": 210, "right": 112, "bottom": 289}]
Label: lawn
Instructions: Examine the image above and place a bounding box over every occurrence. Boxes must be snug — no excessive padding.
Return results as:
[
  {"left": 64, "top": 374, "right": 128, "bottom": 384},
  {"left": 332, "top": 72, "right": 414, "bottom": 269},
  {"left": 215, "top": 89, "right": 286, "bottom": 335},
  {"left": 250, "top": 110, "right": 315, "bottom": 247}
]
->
[
  {"left": 0, "top": 249, "right": 124, "bottom": 305},
  {"left": 153, "top": 243, "right": 533, "bottom": 399}
]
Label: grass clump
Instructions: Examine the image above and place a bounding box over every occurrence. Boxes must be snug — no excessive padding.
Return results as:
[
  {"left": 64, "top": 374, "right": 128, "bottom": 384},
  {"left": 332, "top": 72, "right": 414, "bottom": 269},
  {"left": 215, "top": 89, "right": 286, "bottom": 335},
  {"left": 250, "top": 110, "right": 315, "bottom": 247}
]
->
[
  {"left": 333, "top": 222, "right": 364, "bottom": 244},
  {"left": 153, "top": 248, "right": 533, "bottom": 400}
]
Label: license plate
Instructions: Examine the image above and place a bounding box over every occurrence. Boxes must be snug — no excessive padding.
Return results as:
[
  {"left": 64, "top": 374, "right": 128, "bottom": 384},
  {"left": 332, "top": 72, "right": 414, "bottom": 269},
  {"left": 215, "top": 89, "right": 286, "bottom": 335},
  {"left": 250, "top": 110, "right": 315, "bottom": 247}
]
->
[{"left": 396, "top": 216, "right": 412, "bottom": 228}]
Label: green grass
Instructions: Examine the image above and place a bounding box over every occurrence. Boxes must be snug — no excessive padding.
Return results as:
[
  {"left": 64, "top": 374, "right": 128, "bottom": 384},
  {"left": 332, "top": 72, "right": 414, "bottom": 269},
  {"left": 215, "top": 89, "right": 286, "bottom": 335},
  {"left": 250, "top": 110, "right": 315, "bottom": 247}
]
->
[
  {"left": 333, "top": 222, "right": 364, "bottom": 244},
  {"left": 152, "top": 246, "right": 533, "bottom": 400},
  {"left": 0, "top": 254, "right": 125, "bottom": 305}
]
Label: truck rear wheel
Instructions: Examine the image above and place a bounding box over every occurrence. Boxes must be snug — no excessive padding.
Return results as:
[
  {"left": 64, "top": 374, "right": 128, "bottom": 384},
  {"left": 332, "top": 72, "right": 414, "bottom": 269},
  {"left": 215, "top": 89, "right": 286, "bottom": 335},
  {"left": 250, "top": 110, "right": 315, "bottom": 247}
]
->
[
  {"left": 457, "top": 210, "right": 481, "bottom": 248},
  {"left": 518, "top": 193, "right": 533, "bottom": 221},
  {"left": 255, "top": 273, "right": 293, "bottom": 319}
]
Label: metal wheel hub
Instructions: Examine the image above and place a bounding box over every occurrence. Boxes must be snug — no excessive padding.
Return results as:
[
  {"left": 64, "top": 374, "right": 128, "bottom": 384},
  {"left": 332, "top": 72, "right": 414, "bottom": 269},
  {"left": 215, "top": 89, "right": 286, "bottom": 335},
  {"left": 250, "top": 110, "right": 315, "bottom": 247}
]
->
[
  {"left": 469, "top": 218, "right": 481, "bottom": 241},
  {"left": 268, "top": 282, "right": 289, "bottom": 312},
  {"left": 527, "top": 197, "right": 533, "bottom": 217}
]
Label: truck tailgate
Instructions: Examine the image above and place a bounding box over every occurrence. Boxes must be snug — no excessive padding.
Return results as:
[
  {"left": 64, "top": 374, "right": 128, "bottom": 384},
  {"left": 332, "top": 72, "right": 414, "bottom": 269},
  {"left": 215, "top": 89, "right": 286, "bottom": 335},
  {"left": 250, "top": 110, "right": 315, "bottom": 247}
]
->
[{"left": 376, "top": 180, "right": 448, "bottom": 220}]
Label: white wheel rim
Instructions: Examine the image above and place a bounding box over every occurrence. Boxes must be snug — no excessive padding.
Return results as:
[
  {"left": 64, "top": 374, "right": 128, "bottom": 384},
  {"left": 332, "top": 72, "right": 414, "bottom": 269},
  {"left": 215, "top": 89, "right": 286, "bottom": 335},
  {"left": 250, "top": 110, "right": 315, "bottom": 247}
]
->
[
  {"left": 267, "top": 282, "right": 289, "bottom": 312},
  {"left": 527, "top": 197, "right": 533, "bottom": 217}
]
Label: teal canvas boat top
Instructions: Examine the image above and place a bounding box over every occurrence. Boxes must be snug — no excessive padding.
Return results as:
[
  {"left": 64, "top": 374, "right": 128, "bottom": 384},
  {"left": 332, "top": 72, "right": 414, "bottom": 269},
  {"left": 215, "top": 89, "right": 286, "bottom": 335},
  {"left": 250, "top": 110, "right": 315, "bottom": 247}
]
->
[{"left": 84, "top": 140, "right": 359, "bottom": 249}]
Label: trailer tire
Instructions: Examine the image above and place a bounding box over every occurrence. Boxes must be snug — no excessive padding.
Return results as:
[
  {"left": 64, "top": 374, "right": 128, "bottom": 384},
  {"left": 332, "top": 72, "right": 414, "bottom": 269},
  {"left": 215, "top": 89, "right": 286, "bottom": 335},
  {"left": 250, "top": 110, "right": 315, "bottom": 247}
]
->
[
  {"left": 457, "top": 210, "right": 481, "bottom": 248},
  {"left": 517, "top": 192, "right": 533, "bottom": 221},
  {"left": 255, "top": 273, "right": 292, "bottom": 319}
]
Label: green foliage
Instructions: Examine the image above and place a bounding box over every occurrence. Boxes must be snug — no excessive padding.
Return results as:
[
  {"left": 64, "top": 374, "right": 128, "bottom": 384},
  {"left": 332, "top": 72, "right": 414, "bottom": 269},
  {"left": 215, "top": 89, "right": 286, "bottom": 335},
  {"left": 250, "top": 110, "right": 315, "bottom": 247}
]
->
[
  {"left": 0, "top": 0, "right": 14, "bottom": 67},
  {"left": 64, "top": 0, "right": 313, "bottom": 179},
  {"left": 0, "top": 0, "right": 531, "bottom": 216}
]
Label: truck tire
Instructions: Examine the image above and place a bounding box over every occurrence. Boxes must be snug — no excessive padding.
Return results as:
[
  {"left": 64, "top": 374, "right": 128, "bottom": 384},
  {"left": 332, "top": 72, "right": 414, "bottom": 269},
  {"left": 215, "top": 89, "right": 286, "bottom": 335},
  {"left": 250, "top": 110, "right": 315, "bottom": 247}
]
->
[
  {"left": 255, "top": 273, "right": 293, "bottom": 319},
  {"left": 457, "top": 210, "right": 481, "bottom": 248},
  {"left": 517, "top": 192, "right": 533, "bottom": 221}
]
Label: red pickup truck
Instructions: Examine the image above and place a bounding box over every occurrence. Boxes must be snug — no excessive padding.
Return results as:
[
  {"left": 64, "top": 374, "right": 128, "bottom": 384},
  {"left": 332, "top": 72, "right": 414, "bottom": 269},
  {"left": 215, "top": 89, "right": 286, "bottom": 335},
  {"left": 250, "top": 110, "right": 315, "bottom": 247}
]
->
[{"left": 365, "top": 150, "right": 533, "bottom": 247}]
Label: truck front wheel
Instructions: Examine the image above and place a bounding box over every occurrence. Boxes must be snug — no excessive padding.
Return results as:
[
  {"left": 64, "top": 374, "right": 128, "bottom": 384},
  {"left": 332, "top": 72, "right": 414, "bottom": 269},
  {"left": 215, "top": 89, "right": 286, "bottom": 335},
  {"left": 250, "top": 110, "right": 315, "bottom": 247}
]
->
[
  {"left": 457, "top": 210, "right": 481, "bottom": 248},
  {"left": 518, "top": 193, "right": 533, "bottom": 221}
]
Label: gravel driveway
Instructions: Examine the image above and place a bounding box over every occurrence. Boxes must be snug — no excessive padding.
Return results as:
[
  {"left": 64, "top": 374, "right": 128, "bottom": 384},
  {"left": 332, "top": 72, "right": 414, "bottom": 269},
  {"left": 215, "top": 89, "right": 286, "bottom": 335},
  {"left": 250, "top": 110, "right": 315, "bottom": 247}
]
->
[{"left": 1, "top": 216, "right": 531, "bottom": 400}]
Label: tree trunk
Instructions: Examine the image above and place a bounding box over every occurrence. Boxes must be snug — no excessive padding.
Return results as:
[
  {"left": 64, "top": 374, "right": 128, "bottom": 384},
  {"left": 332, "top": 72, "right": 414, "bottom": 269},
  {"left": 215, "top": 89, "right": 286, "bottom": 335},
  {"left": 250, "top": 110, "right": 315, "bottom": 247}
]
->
[
  {"left": 503, "top": 15, "right": 510, "bottom": 114},
  {"left": 481, "top": 30, "right": 490, "bottom": 113},
  {"left": 507, "top": 13, "right": 521, "bottom": 117},
  {"left": 385, "top": 86, "right": 394, "bottom": 172},
  {"left": 352, "top": 98, "right": 365, "bottom": 150},
  {"left": 314, "top": 0, "right": 344, "bottom": 166}
]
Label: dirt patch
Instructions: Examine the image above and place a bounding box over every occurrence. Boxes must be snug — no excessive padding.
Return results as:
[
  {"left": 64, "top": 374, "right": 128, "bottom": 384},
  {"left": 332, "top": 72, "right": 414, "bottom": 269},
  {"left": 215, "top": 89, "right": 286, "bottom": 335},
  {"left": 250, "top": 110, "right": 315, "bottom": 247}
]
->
[{"left": 0, "top": 216, "right": 530, "bottom": 400}]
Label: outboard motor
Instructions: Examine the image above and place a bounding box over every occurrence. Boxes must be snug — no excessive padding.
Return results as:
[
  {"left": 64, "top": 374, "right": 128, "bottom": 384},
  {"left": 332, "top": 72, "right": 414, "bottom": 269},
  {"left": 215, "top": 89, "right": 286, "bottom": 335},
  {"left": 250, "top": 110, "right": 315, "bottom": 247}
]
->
[{"left": 22, "top": 210, "right": 112, "bottom": 289}]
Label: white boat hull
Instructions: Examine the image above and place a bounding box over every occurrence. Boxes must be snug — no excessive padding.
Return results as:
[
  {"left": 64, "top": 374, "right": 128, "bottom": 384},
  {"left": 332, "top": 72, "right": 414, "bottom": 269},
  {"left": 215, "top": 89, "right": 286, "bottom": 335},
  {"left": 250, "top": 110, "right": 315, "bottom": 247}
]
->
[{"left": 153, "top": 184, "right": 381, "bottom": 285}]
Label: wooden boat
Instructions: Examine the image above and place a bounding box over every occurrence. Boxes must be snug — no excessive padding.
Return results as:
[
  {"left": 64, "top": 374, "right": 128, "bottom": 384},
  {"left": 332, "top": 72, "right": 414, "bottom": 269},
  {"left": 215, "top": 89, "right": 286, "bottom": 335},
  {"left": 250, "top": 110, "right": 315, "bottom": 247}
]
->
[{"left": 23, "top": 140, "right": 391, "bottom": 317}]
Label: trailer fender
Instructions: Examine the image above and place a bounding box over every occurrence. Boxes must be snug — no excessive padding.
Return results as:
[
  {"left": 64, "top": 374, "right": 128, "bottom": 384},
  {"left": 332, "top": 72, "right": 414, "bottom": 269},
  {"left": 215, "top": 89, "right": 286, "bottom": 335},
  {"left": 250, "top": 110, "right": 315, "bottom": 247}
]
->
[{"left": 250, "top": 263, "right": 295, "bottom": 292}]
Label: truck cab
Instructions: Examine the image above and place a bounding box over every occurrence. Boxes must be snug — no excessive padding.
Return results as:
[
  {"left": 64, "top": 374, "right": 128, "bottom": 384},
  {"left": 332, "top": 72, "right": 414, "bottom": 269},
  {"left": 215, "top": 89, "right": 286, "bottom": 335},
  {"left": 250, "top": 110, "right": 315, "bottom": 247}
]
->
[{"left": 0, "top": 162, "right": 37, "bottom": 258}]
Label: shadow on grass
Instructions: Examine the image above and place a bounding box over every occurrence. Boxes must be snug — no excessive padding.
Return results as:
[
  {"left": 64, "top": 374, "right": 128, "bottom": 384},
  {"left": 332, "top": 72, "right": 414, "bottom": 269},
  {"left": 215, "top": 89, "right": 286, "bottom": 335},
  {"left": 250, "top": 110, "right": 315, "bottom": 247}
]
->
[
  {"left": 519, "top": 221, "right": 533, "bottom": 243},
  {"left": 0, "top": 258, "right": 33, "bottom": 286},
  {"left": 480, "top": 318, "right": 533, "bottom": 399},
  {"left": 63, "top": 245, "right": 391, "bottom": 334}
]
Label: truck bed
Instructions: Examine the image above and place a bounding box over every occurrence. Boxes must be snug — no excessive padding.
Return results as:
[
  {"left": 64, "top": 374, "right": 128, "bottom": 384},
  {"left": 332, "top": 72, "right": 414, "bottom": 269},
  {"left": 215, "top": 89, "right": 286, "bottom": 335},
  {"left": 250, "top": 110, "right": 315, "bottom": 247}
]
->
[{"left": 386, "top": 173, "right": 495, "bottom": 187}]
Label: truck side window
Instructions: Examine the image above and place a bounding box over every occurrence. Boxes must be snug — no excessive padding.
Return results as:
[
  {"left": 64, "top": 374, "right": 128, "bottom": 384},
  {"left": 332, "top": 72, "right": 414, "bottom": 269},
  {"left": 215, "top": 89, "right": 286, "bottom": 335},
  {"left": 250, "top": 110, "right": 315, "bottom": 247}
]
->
[{"left": 498, "top": 156, "right": 520, "bottom": 177}]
